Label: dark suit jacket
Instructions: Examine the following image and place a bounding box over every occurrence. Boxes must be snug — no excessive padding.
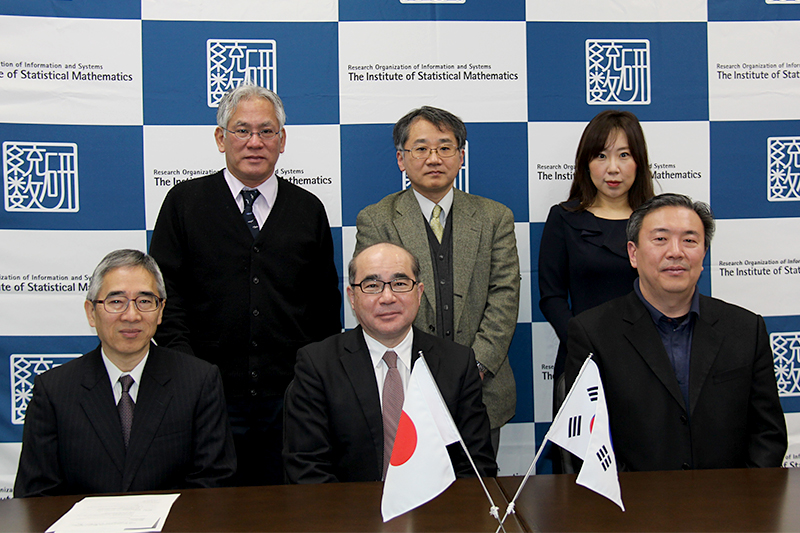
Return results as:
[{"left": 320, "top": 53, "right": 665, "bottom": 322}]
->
[
  {"left": 14, "top": 344, "right": 236, "bottom": 497},
  {"left": 538, "top": 201, "right": 637, "bottom": 379},
  {"left": 149, "top": 170, "right": 341, "bottom": 400},
  {"left": 283, "top": 326, "right": 497, "bottom": 483},
  {"left": 565, "top": 291, "right": 787, "bottom": 472},
  {"left": 356, "top": 188, "right": 519, "bottom": 429}
]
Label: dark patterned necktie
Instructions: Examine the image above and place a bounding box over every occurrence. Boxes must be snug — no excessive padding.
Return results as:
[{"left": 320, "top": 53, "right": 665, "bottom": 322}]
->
[
  {"left": 382, "top": 350, "right": 404, "bottom": 479},
  {"left": 241, "top": 189, "right": 261, "bottom": 238},
  {"left": 118, "top": 374, "right": 135, "bottom": 449}
]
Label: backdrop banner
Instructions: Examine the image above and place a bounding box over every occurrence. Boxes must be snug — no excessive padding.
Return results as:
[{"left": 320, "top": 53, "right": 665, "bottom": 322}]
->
[{"left": 2, "top": 0, "right": 800, "bottom": 497}]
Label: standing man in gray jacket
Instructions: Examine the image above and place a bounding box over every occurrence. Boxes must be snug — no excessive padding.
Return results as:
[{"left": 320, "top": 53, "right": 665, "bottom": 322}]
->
[{"left": 355, "top": 106, "right": 520, "bottom": 455}]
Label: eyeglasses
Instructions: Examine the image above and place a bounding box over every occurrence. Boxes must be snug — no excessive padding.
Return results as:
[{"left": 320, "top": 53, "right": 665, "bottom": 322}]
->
[
  {"left": 402, "top": 144, "right": 459, "bottom": 160},
  {"left": 224, "top": 128, "right": 282, "bottom": 141},
  {"left": 350, "top": 278, "right": 418, "bottom": 294},
  {"left": 93, "top": 295, "right": 163, "bottom": 313}
]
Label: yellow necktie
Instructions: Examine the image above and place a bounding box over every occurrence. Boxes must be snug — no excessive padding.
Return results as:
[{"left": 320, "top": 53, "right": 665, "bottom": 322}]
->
[{"left": 431, "top": 204, "right": 444, "bottom": 243}]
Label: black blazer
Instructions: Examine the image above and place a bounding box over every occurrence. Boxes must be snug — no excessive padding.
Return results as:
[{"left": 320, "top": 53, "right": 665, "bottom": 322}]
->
[
  {"left": 565, "top": 291, "right": 787, "bottom": 472},
  {"left": 538, "top": 201, "right": 637, "bottom": 379},
  {"left": 14, "top": 344, "right": 236, "bottom": 497},
  {"left": 283, "top": 326, "right": 497, "bottom": 483}
]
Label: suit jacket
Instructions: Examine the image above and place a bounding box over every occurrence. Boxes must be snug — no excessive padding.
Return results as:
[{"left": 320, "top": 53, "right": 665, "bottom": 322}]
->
[
  {"left": 355, "top": 188, "right": 519, "bottom": 428},
  {"left": 565, "top": 291, "right": 787, "bottom": 472},
  {"left": 14, "top": 344, "right": 236, "bottom": 497},
  {"left": 149, "top": 170, "right": 341, "bottom": 400},
  {"left": 283, "top": 326, "right": 497, "bottom": 483},
  {"left": 538, "top": 201, "right": 637, "bottom": 379}
]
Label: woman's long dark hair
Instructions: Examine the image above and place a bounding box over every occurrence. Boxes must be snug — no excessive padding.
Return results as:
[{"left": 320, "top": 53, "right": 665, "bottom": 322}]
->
[{"left": 566, "top": 110, "right": 654, "bottom": 211}]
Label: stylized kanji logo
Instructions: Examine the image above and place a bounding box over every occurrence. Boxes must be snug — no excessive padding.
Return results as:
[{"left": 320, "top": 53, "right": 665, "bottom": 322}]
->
[
  {"left": 10, "top": 354, "right": 80, "bottom": 424},
  {"left": 4, "top": 142, "right": 79, "bottom": 213},
  {"left": 772, "top": 332, "right": 800, "bottom": 396},
  {"left": 586, "top": 39, "right": 651, "bottom": 105},
  {"left": 207, "top": 39, "right": 277, "bottom": 108},
  {"left": 401, "top": 141, "right": 469, "bottom": 193},
  {"left": 767, "top": 137, "right": 800, "bottom": 202}
]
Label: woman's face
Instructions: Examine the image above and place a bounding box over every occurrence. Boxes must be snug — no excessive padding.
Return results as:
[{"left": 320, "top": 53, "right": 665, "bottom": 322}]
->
[{"left": 588, "top": 129, "right": 637, "bottom": 205}]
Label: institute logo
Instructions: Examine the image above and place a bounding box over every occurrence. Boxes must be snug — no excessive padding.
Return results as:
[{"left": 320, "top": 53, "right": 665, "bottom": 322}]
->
[
  {"left": 771, "top": 331, "right": 800, "bottom": 396},
  {"left": 207, "top": 39, "right": 278, "bottom": 108},
  {"left": 3, "top": 142, "right": 79, "bottom": 213},
  {"left": 586, "top": 39, "right": 651, "bottom": 105},
  {"left": 401, "top": 141, "right": 469, "bottom": 193},
  {"left": 10, "top": 354, "right": 80, "bottom": 424},
  {"left": 767, "top": 137, "right": 800, "bottom": 202}
]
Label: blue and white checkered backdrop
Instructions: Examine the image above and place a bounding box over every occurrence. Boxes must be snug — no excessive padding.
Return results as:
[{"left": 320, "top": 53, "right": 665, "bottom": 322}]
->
[{"left": 2, "top": 0, "right": 800, "bottom": 497}]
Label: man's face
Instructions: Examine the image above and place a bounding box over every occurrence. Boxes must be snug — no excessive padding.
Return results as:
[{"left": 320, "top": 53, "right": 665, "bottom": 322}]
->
[
  {"left": 396, "top": 118, "right": 464, "bottom": 204},
  {"left": 627, "top": 206, "right": 707, "bottom": 308},
  {"left": 214, "top": 97, "right": 287, "bottom": 188},
  {"left": 347, "top": 244, "right": 424, "bottom": 348},
  {"left": 84, "top": 266, "right": 164, "bottom": 367}
]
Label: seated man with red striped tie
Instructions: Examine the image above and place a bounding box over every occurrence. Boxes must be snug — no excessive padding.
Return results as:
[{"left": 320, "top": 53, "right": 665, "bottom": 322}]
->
[
  {"left": 283, "top": 242, "right": 496, "bottom": 483},
  {"left": 14, "top": 249, "right": 236, "bottom": 497}
]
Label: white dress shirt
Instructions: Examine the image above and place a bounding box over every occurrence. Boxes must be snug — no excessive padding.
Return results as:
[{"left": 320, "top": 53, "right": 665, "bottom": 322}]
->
[
  {"left": 223, "top": 168, "right": 279, "bottom": 229},
  {"left": 101, "top": 349, "right": 148, "bottom": 404},
  {"left": 363, "top": 328, "right": 414, "bottom": 406},
  {"left": 413, "top": 187, "right": 454, "bottom": 230}
]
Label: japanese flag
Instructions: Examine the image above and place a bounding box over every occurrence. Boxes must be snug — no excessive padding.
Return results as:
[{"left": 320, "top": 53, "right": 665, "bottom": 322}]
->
[{"left": 381, "top": 358, "right": 458, "bottom": 522}]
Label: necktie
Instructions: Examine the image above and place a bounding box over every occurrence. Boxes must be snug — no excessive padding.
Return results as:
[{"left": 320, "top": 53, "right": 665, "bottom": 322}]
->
[
  {"left": 241, "top": 189, "right": 261, "bottom": 238},
  {"left": 430, "top": 204, "right": 444, "bottom": 243},
  {"left": 118, "top": 374, "right": 135, "bottom": 449},
  {"left": 382, "top": 350, "right": 404, "bottom": 479}
]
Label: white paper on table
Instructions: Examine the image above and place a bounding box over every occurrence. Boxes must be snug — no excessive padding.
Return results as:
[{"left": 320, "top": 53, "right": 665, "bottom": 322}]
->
[{"left": 46, "top": 493, "right": 180, "bottom": 533}]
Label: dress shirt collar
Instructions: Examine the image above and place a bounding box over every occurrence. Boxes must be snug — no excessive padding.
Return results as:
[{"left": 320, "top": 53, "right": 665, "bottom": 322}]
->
[
  {"left": 223, "top": 168, "right": 278, "bottom": 211},
  {"left": 634, "top": 278, "right": 701, "bottom": 324},
  {"left": 413, "top": 187, "right": 454, "bottom": 229},
  {"left": 364, "top": 327, "right": 414, "bottom": 372},
  {"left": 101, "top": 347, "right": 149, "bottom": 404}
]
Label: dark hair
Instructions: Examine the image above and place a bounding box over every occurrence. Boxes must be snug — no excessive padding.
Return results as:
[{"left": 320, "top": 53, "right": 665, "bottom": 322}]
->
[
  {"left": 86, "top": 249, "right": 166, "bottom": 301},
  {"left": 393, "top": 106, "right": 467, "bottom": 150},
  {"left": 626, "top": 193, "right": 715, "bottom": 250},
  {"left": 349, "top": 243, "right": 421, "bottom": 284},
  {"left": 566, "top": 110, "right": 654, "bottom": 211}
]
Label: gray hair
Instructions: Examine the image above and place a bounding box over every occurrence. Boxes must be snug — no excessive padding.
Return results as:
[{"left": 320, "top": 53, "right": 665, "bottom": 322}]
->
[
  {"left": 627, "top": 193, "right": 715, "bottom": 250},
  {"left": 393, "top": 106, "right": 467, "bottom": 151},
  {"left": 86, "top": 249, "right": 166, "bottom": 301},
  {"left": 216, "top": 84, "right": 286, "bottom": 131},
  {"left": 349, "top": 243, "right": 421, "bottom": 284}
]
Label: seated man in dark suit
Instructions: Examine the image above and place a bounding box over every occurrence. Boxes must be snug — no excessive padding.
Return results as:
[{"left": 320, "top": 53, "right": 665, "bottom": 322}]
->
[
  {"left": 565, "top": 193, "right": 787, "bottom": 471},
  {"left": 283, "top": 242, "right": 496, "bottom": 483},
  {"left": 14, "top": 249, "right": 236, "bottom": 497}
]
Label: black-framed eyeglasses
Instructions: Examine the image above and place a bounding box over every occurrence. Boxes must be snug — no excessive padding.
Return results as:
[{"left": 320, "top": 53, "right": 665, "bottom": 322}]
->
[
  {"left": 223, "top": 128, "right": 282, "bottom": 141},
  {"left": 350, "top": 278, "right": 418, "bottom": 294},
  {"left": 402, "top": 144, "right": 458, "bottom": 160},
  {"left": 93, "top": 295, "right": 163, "bottom": 313}
]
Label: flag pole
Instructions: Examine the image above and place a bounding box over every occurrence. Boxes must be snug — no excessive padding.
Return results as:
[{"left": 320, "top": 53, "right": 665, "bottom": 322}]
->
[
  {"left": 417, "top": 352, "right": 504, "bottom": 528},
  {"left": 495, "top": 355, "right": 594, "bottom": 532}
]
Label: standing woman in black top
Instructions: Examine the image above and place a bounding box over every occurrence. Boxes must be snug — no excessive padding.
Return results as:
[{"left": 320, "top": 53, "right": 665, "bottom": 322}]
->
[{"left": 539, "top": 110, "right": 655, "bottom": 384}]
